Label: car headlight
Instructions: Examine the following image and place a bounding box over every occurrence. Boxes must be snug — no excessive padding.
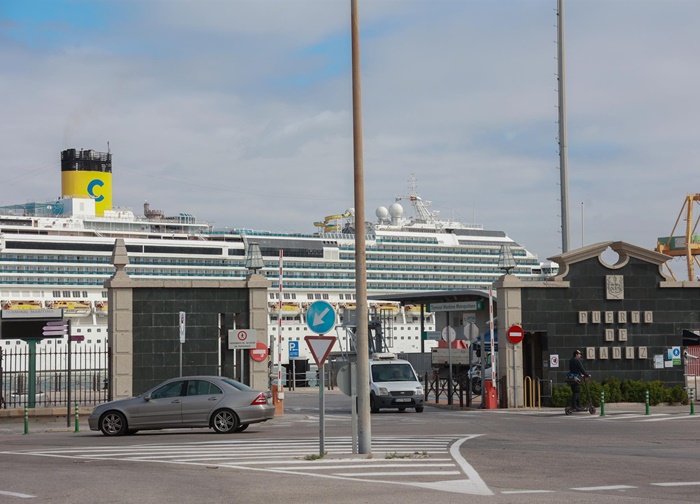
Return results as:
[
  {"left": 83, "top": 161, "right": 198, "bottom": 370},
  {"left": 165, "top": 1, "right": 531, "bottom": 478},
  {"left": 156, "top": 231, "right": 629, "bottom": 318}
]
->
[
  {"left": 415, "top": 386, "right": 423, "bottom": 395},
  {"left": 378, "top": 387, "right": 389, "bottom": 396}
]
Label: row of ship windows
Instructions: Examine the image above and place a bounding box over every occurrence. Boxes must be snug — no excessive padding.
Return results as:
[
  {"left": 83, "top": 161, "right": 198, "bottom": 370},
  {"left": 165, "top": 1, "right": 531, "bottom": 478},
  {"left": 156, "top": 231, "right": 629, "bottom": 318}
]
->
[
  {"left": 0, "top": 264, "right": 519, "bottom": 279},
  {"left": 0, "top": 276, "right": 486, "bottom": 291},
  {"left": 272, "top": 326, "right": 425, "bottom": 332},
  {"left": 264, "top": 271, "right": 512, "bottom": 280},
  {"left": 277, "top": 334, "right": 423, "bottom": 341},
  {"left": 0, "top": 255, "right": 538, "bottom": 270},
  {"left": 1, "top": 264, "right": 521, "bottom": 278},
  {"left": 267, "top": 293, "right": 357, "bottom": 301}
]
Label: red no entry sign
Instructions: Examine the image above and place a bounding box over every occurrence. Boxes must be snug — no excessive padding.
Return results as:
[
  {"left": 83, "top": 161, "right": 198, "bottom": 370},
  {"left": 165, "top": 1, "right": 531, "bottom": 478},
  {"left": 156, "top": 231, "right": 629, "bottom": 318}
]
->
[{"left": 506, "top": 325, "right": 524, "bottom": 345}]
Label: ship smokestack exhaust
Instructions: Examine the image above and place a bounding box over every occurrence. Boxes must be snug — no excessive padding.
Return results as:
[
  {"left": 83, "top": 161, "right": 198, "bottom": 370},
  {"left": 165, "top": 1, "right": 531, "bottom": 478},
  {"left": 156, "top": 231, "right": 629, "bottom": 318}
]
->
[{"left": 61, "top": 148, "right": 113, "bottom": 216}]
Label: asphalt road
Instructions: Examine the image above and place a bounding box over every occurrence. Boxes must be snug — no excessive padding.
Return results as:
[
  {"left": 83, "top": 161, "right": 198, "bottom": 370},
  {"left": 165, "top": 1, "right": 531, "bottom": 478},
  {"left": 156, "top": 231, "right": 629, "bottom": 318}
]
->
[{"left": 0, "top": 389, "right": 698, "bottom": 503}]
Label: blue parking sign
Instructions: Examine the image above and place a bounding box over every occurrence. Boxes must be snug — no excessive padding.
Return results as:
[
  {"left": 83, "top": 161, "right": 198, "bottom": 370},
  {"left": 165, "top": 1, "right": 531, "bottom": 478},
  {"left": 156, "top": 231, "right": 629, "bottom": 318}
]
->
[{"left": 289, "top": 340, "right": 299, "bottom": 358}]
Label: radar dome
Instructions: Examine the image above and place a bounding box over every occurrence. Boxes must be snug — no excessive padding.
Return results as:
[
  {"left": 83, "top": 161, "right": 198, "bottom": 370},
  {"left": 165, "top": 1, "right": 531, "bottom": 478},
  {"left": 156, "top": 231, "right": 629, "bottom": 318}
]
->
[
  {"left": 389, "top": 202, "right": 404, "bottom": 218},
  {"left": 375, "top": 206, "right": 389, "bottom": 220}
]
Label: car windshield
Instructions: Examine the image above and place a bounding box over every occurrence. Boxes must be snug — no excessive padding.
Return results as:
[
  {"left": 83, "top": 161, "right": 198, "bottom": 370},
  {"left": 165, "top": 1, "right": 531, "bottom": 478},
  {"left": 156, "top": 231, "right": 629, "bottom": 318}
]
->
[
  {"left": 221, "top": 377, "right": 254, "bottom": 391},
  {"left": 372, "top": 363, "right": 416, "bottom": 382}
]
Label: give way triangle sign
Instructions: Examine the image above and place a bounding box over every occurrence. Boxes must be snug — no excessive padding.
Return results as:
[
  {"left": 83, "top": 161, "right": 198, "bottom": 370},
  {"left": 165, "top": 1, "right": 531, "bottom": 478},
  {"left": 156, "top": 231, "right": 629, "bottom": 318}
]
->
[{"left": 304, "top": 335, "right": 336, "bottom": 366}]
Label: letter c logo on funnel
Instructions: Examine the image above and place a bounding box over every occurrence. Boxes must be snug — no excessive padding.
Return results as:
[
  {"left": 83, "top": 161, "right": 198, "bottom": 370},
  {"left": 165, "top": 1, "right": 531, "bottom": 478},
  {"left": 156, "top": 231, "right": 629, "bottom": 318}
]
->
[{"left": 87, "top": 179, "right": 105, "bottom": 202}]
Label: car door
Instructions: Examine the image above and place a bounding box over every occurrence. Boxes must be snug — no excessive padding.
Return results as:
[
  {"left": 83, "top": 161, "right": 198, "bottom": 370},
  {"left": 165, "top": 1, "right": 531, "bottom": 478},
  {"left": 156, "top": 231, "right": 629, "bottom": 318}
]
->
[
  {"left": 181, "top": 379, "right": 224, "bottom": 426},
  {"left": 132, "top": 380, "right": 185, "bottom": 428}
]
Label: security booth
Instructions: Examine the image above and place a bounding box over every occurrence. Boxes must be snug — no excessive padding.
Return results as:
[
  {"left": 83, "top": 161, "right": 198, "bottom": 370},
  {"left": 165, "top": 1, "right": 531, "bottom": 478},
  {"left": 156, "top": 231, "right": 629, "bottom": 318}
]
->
[{"left": 496, "top": 241, "right": 697, "bottom": 408}]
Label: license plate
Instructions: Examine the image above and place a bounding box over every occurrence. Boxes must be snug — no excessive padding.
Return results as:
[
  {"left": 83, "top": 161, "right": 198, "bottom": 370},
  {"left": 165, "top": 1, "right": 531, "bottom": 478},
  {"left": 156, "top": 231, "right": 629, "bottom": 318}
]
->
[{"left": 395, "top": 398, "right": 411, "bottom": 403}]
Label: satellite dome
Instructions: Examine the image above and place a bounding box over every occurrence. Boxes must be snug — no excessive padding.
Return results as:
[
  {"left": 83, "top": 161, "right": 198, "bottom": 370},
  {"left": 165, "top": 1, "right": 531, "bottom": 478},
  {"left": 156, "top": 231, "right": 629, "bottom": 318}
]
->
[
  {"left": 389, "top": 202, "right": 404, "bottom": 218},
  {"left": 375, "top": 206, "right": 389, "bottom": 220}
]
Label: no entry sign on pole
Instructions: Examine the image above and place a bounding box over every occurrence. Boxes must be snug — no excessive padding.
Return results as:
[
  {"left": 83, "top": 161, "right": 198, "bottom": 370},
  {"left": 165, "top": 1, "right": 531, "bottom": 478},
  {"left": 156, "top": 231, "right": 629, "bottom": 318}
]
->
[{"left": 506, "top": 325, "right": 524, "bottom": 345}]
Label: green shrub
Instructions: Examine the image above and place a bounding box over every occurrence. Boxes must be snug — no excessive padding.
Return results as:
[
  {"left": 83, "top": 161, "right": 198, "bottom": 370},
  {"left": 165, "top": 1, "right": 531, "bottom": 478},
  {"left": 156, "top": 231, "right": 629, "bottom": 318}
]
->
[
  {"left": 621, "top": 379, "right": 647, "bottom": 402},
  {"left": 602, "top": 376, "right": 623, "bottom": 403},
  {"left": 582, "top": 380, "right": 601, "bottom": 407},
  {"left": 545, "top": 377, "right": 685, "bottom": 407},
  {"left": 550, "top": 383, "right": 571, "bottom": 407},
  {"left": 668, "top": 385, "right": 688, "bottom": 405}
]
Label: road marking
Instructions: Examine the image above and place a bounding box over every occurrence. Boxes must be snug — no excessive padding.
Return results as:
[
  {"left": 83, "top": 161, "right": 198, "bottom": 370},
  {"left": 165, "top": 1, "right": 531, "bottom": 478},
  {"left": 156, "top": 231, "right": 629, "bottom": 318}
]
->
[
  {"left": 501, "top": 490, "right": 555, "bottom": 494},
  {"left": 0, "top": 490, "right": 35, "bottom": 498},
  {"left": 335, "top": 471, "right": 462, "bottom": 477},
  {"left": 651, "top": 481, "right": 700, "bottom": 487},
  {"left": 0, "top": 435, "right": 492, "bottom": 496},
  {"left": 572, "top": 485, "right": 637, "bottom": 491}
]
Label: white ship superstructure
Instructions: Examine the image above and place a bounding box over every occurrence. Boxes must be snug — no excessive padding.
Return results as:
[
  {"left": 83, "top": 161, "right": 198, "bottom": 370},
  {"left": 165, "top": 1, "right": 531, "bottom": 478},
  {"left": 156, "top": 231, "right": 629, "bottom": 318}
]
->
[{"left": 0, "top": 150, "right": 555, "bottom": 369}]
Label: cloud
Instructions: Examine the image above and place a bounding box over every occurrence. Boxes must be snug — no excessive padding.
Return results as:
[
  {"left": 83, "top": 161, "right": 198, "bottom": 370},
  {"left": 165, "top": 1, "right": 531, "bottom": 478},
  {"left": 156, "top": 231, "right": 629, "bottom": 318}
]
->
[{"left": 1, "top": 0, "right": 699, "bottom": 281}]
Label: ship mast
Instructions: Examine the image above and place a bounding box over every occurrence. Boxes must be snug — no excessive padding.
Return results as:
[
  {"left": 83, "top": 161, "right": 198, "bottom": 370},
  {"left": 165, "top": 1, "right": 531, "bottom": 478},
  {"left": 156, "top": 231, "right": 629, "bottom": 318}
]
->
[{"left": 398, "top": 174, "right": 435, "bottom": 224}]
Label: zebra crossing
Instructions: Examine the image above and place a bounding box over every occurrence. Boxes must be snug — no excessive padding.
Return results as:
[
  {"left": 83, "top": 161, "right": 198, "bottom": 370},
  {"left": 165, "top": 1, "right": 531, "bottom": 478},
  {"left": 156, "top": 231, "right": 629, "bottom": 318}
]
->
[{"left": 0, "top": 435, "right": 493, "bottom": 496}]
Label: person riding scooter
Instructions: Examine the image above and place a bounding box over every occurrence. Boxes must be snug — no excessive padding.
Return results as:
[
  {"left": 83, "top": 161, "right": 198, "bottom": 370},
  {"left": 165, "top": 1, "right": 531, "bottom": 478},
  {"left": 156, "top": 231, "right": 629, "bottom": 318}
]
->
[{"left": 567, "top": 350, "right": 590, "bottom": 411}]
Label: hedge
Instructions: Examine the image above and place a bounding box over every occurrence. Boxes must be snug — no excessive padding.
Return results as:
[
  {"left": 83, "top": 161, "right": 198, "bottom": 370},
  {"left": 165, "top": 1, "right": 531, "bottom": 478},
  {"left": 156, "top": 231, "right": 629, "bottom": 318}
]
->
[{"left": 548, "top": 377, "right": 689, "bottom": 408}]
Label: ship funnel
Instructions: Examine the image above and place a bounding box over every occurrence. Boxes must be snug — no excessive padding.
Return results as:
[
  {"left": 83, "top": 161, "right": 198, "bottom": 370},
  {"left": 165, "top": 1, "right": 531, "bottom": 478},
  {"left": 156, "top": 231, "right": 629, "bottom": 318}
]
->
[{"left": 61, "top": 148, "right": 113, "bottom": 216}]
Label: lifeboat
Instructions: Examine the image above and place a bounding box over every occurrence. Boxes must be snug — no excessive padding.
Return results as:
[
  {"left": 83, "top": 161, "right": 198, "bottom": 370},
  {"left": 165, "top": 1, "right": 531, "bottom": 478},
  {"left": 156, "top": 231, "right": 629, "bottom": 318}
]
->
[
  {"left": 268, "top": 302, "right": 280, "bottom": 315},
  {"left": 94, "top": 301, "right": 109, "bottom": 316},
  {"left": 405, "top": 304, "right": 431, "bottom": 315},
  {"left": 53, "top": 300, "right": 92, "bottom": 317},
  {"left": 1, "top": 300, "right": 43, "bottom": 310},
  {"left": 375, "top": 303, "right": 399, "bottom": 315},
  {"left": 280, "top": 303, "right": 301, "bottom": 316}
]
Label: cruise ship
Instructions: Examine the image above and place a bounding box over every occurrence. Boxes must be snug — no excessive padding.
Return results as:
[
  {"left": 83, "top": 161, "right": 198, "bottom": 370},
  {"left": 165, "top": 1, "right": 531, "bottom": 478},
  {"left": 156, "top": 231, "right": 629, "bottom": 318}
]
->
[{"left": 0, "top": 149, "right": 555, "bottom": 367}]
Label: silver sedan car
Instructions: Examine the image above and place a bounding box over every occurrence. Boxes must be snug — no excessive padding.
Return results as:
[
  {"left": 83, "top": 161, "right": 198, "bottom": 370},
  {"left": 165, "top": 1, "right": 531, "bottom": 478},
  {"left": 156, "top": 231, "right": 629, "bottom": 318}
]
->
[{"left": 88, "top": 376, "right": 275, "bottom": 436}]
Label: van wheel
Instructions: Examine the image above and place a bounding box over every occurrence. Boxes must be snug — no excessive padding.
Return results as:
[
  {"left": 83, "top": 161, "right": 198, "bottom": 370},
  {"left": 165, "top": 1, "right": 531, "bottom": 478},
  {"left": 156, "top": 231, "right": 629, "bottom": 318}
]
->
[
  {"left": 415, "top": 406, "right": 424, "bottom": 413},
  {"left": 370, "top": 394, "right": 379, "bottom": 413},
  {"left": 398, "top": 407, "right": 406, "bottom": 412}
]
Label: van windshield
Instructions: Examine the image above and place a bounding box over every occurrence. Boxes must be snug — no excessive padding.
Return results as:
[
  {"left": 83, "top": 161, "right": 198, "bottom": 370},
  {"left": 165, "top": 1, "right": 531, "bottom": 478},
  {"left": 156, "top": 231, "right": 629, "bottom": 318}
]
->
[{"left": 371, "top": 363, "right": 417, "bottom": 382}]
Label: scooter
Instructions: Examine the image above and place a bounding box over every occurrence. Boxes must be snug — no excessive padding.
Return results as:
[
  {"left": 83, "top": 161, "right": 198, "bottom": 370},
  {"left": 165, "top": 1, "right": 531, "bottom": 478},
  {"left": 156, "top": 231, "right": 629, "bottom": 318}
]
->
[{"left": 564, "top": 376, "right": 596, "bottom": 415}]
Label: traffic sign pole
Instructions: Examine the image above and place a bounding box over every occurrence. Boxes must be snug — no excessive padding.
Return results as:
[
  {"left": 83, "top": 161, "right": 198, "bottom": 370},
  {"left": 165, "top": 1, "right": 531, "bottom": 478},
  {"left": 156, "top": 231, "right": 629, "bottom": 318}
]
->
[
  {"left": 319, "top": 357, "right": 325, "bottom": 456},
  {"left": 304, "top": 334, "right": 336, "bottom": 457}
]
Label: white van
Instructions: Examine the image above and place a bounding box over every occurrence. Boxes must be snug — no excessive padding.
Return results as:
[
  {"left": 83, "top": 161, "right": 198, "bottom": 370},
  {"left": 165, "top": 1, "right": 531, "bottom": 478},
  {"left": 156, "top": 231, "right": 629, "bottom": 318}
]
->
[{"left": 369, "top": 353, "right": 424, "bottom": 413}]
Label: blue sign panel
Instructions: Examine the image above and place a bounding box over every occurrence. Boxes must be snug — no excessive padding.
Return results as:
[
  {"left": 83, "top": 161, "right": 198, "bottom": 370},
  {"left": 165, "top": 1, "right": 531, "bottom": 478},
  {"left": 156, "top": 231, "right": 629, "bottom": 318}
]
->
[
  {"left": 289, "top": 340, "right": 299, "bottom": 358},
  {"left": 306, "top": 300, "right": 336, "bottom": 335}
]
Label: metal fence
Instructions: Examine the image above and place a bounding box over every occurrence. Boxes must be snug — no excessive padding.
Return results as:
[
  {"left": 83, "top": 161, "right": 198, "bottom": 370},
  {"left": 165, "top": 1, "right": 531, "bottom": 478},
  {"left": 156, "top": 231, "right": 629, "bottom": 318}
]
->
[{"left": 0, "top": 342, "right": 109, "bottom": 409}]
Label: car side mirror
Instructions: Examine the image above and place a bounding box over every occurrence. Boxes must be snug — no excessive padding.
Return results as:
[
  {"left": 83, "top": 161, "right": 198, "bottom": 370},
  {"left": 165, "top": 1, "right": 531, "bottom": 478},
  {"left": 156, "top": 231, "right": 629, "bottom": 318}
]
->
[{"left": 144, "top": 394, "right": 151, "bottom": 402}]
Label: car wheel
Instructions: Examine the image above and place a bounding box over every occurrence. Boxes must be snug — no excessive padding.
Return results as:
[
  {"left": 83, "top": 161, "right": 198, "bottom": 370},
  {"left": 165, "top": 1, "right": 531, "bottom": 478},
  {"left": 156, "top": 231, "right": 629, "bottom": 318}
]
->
[
  {"left": 398, "top": 407, "right": 406, "bottom": 412},
  {"left": 415, "top": 406, "right": 424, "bottom": 413},
  {"left": 370, "top": 394, "right": 379, "bottom": 414},
  {"left": 99, "top": 411, "right": 127, "bottom": 436},
  {"left": 471, "top": 377, "right": 482, "bottom": 396},
  {"left": 212, "top": 409, "right": 240, "bottom": 434}
]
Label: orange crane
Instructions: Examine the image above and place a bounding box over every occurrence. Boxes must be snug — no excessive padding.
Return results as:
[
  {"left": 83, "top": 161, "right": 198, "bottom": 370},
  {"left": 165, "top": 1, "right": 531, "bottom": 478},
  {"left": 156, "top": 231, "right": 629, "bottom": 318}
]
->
[{"left": 656, "top": 194, "right": 700, "bottom": 281}]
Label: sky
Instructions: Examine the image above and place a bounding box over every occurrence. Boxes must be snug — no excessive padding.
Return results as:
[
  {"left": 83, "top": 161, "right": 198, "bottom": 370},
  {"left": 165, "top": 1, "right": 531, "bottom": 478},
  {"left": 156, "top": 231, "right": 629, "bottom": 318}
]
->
[{"left": 1, "top": 0, "right": 699, "bottom": 279}]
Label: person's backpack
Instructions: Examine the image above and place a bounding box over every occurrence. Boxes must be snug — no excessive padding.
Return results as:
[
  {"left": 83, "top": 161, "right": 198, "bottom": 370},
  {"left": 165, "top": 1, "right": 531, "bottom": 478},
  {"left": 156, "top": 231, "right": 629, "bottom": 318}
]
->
[{"left": 565, "top": 373, "right": 581, "bottom": 384}]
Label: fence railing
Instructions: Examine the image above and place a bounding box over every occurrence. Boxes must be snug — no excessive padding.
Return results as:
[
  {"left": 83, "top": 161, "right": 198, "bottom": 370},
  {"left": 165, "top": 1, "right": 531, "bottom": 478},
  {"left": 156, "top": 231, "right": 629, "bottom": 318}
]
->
[{"left": 0, "top": 343, "right": 109, "bottom": 409}]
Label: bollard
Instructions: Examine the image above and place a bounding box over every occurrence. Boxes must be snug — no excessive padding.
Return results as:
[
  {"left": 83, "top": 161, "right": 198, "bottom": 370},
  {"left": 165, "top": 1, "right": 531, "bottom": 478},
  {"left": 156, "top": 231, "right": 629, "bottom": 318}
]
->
[
  {"left": 75, "top": 403, "right": 79, "bottom": 433},
  {"left": 23, "top": 405, "right": 28, "bottom": 435},
  {"left": 600, "top": 389, "right": 605, "bottom": 417},
  {"left": 690, "top": 389, "right": 695, "bottom": 416},
  {"left": 645, "top": 389, "right": 650, "bottom": 415}
]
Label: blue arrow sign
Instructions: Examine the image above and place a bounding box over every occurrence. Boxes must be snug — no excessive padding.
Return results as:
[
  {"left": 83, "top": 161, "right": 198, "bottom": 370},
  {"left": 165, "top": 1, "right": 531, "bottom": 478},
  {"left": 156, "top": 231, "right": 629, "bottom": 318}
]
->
[{"left": 306, "top": 300, "right": 336, "bottom": 334}]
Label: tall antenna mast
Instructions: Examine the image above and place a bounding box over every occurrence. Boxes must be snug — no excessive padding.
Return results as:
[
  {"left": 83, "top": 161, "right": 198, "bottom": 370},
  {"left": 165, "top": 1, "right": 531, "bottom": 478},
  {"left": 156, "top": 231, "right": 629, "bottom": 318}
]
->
[{"left": 557, "top": 0, "right": 571, "bottom": 252}]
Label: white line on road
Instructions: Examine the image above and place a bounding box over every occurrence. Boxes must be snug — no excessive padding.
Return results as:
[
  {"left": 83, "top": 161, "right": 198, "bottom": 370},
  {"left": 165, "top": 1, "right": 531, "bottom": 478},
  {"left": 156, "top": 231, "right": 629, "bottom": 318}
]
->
[
  {"left": 501, "top": 490, "right": 556, "bottom": 494},
  {"left": 0, "top": 490, "right": 35, "bottom": 498},
  {"left": 334, "top": 471, "right": 462, "bottom": 477},
  {"left": 651, "top": 481, "right": 700, "bottom": 487},
  {"left": 572, "top": 485, "right": 637, "bottom": 491}
]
